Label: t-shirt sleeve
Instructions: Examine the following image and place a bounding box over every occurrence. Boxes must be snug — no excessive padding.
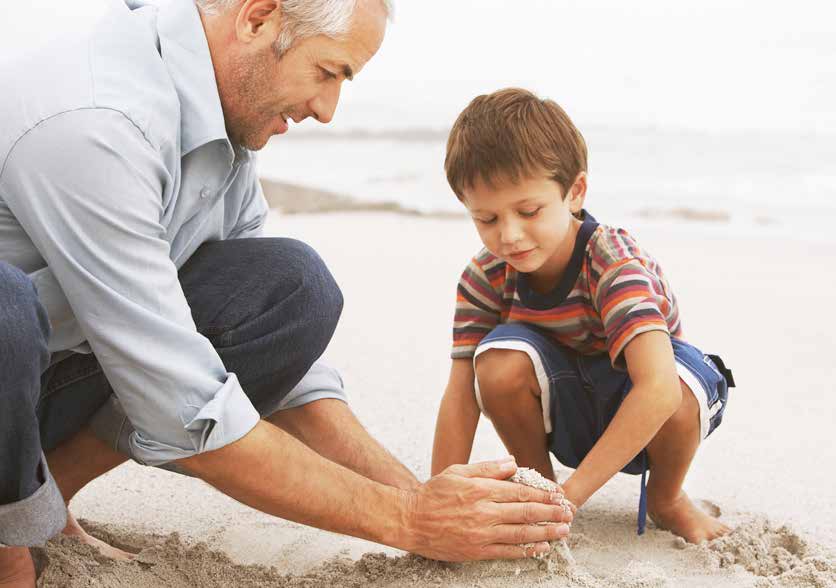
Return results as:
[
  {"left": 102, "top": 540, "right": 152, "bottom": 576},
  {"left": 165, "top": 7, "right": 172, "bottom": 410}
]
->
[
  {"left": 594, "top": 258, "right": 677, "bottom": 368},
  {"left": 451, "top": 257, "right": 502, "bottom": 359}
]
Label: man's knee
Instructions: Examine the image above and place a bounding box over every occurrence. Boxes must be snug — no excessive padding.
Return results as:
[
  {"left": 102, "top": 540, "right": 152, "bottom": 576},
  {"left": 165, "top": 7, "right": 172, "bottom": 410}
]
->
[
  {"left": 253, "top": 238, "right": 343, "bottom": 360},
  {"left": 0, "top": 263, "right": 50, "bottom": 390},
  {"left": 185, "top": 238, "right": 343, "bottom": 350},
  {"left": 475, "top": 349, "right": 538, "bottom": 410},
  {"left": 282, "top": 238, "right": 343, "bottom": 334}
]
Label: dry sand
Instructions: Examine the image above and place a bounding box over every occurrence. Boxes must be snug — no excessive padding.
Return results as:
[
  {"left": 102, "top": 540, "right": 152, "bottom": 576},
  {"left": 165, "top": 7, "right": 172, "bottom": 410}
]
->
[{"left": 40, "top": 210, "right": 836, "bottom": 587}]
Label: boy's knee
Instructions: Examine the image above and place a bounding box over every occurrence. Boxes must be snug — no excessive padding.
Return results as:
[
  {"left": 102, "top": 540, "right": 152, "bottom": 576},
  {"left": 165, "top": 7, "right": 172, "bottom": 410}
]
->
[
  {"left": 667, "top": 379, "right": 699, "bottom": 427},
  {"left": 475, "top": 349, "right": 538, "bottom": 406}
]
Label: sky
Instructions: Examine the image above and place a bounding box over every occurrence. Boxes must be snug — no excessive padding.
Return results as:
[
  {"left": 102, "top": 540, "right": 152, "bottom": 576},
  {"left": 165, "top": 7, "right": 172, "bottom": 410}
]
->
[{"left": 2, "top": 0, "right": 835, "bottom": 134}]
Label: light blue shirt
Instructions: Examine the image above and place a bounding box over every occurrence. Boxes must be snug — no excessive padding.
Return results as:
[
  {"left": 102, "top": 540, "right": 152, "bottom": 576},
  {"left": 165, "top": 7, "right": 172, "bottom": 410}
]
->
[{"left": 0, "top": 0, "right": 275, "bottom": 465}]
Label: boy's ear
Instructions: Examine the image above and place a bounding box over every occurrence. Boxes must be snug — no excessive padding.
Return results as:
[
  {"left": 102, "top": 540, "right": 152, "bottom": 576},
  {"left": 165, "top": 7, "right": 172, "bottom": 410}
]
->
[{"left": 567, "top": 172, "right": 588, "bottom": 214}]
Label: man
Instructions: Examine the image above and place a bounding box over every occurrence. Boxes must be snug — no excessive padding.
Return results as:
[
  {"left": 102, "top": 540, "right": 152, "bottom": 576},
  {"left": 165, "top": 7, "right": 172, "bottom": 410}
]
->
[{"left": 0, "top": 0, "right": 573, "bottom": 584}]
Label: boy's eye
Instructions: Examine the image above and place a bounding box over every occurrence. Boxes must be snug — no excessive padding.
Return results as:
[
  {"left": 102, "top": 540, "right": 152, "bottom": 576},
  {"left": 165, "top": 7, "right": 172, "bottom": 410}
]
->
[
  {"left": 519, "top": 207, "right": 542, "bottom": 218},
  {"left": 474, "top": 217, "right": 497, "bottom": 225}
]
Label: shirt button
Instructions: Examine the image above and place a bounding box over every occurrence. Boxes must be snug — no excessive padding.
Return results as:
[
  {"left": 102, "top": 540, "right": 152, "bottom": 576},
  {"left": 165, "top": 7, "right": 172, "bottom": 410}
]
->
[{"left": 200, "top": 187, "right": 211, "bottom": 199}]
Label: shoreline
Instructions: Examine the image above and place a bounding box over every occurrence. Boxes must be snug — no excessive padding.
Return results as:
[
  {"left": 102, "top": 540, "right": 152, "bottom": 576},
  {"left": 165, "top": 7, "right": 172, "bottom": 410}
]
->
[
  {"left": 260, "top": 177, "right": 466, "bottom": 219},
  {"left": 260, "top": 178, "right": 741, "bottom": 224}
]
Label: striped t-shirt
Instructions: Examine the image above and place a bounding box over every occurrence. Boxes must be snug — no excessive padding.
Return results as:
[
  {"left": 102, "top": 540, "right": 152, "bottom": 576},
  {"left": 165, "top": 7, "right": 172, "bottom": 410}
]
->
[{"left": 452, "top": 212, "right": 682, "bottom": 367}]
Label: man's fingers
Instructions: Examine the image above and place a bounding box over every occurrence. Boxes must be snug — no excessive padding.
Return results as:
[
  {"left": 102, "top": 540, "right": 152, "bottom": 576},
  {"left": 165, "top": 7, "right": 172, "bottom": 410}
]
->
[
  {"left": 494, "top": 500, "right": 574, "bottom": 525},
  {"left": 490, "top": 522, "right": 571, "bottom": 546},
  {"left": 445, "top": 457, "right": 517, "bottom": 480},
  {"left": 478, "top": 542, "right": 551, "bottom": 561},
  {"left": 480, "top": 478, "right": 566, "bottom": 507}
]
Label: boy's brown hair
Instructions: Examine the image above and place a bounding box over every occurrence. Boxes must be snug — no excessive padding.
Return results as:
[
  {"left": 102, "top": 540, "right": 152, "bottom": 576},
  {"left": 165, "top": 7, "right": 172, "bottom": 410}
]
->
[{"left": 445, "top": 88, "right": 588, "bottom": 200}]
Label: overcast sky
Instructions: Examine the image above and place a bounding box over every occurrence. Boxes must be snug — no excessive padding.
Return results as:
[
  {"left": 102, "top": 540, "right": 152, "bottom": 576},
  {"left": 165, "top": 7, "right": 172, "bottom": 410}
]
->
[{"left": 3, "top": 0, "right": 835, "bottom": 133}]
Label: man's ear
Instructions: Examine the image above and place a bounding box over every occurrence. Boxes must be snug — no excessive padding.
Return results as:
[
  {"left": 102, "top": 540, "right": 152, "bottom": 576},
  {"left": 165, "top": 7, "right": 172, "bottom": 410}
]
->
[
  {"left": 234, "top": 0, "right": 282, "bottom": 44},
  {"left": 567, "top": 171, "right": 587, "bottom": 213}
]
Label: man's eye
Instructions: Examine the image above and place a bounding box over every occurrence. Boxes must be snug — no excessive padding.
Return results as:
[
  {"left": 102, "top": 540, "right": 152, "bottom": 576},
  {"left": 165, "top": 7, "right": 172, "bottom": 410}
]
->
[
  {"left": 519, "top": 208, "right": 541, "bottom": 218},
  {"left": 320, "top": 67, "right": 337, "bottom": 80}
]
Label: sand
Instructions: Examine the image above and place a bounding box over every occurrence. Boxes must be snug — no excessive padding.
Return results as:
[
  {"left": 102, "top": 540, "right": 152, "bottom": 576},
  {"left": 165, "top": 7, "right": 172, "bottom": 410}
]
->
[{"left": 35, "top": 210, "right": 836, "bottom": 587}]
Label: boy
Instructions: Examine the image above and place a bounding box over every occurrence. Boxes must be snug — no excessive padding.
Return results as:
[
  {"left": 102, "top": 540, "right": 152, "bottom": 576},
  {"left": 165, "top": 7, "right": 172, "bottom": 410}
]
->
[{"left": 431, "top": 88, "right": 735, "bottom": 543}]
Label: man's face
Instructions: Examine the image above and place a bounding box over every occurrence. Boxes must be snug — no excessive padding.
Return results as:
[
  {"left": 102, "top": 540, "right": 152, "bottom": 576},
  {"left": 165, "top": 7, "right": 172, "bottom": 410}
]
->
[
  {"left": 462, "top": 172, "right": 587, "bottom": 286},
  {"left": 214, "top": 0, "right": 387, "bottom": 150}
]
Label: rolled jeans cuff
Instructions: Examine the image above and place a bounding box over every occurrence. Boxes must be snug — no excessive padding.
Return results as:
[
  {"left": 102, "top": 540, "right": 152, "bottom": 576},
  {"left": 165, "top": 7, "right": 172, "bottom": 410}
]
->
[
  {"left": 273, "top": 360, "right": 347, "bottom": 411},
  {"left": 0, "top": 456, "right": 67, "bottom": 547}
]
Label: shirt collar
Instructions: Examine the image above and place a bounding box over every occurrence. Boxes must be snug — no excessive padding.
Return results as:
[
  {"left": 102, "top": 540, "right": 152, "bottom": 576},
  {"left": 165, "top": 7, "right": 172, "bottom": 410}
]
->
[{"left": 155, "top": 0, "right": 232, "bottom": 159}]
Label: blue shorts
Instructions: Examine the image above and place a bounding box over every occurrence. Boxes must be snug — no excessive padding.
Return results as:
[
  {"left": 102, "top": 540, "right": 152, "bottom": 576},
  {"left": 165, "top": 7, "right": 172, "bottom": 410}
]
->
[{"left": 473, "top": 323, "right": 731, "bottom": 476}]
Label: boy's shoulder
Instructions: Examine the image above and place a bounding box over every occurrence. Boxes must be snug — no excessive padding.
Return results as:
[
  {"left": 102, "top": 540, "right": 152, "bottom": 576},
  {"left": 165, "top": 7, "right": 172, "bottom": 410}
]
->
[
  {"left": 466, "top": 247, "right": 508, "bottom": 276},
  {"left": 585, "top": 221, "right": 656, "bottom": 272}
]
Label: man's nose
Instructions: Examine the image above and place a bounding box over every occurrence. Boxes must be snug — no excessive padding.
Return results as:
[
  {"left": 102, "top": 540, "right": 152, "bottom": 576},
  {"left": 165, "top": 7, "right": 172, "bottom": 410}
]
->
[{"left": 309, "top": 82, "right": 341, "bottom": 125}]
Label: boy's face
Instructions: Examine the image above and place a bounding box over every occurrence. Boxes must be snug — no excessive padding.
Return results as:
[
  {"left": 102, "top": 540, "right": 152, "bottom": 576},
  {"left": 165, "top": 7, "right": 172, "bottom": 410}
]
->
[{"left": 462, "top": 172, "right": 587, "bottom": 283}]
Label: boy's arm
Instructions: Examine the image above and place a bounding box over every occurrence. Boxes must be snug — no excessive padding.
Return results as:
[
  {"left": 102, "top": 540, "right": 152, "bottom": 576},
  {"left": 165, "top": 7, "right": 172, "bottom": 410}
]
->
[
  {"left": 561, "top": 331, "right": 682, "bottom": 507},
  {"left": 432, "top": 359, "right": 481, "bottom": 476}
]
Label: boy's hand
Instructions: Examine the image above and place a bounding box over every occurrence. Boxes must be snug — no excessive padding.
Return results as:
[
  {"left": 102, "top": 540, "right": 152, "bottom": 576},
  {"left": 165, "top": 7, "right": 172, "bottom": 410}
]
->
[{"left": 401, "top": 458, "right": 573, "bottom": 561}]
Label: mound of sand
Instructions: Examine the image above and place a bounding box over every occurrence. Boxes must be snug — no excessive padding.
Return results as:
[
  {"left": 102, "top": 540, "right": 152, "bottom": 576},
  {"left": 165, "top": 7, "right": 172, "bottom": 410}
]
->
[{"left": 30, "top": 513, "right": 836, "bottom": 588}]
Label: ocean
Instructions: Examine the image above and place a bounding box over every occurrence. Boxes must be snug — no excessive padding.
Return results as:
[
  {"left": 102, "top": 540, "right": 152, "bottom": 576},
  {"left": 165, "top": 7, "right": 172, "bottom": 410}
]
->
[
  {"left": 258, "top": 125, "right": 836, "bottom": 243},
  {"left": 253, "top": 0, "right": 836, "bottom": 243}
]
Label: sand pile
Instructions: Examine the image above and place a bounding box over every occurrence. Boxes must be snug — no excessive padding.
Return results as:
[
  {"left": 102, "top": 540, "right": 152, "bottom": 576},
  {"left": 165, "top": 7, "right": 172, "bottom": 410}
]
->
[
  {"left": 681, "top": 516, "right": 836, "bottom": 588},
  {"left": 508, "top": 467, "right": 576, "bottom": 570},
  {"left": 30, "top": 512, "right": 836, "bottom": 588}
]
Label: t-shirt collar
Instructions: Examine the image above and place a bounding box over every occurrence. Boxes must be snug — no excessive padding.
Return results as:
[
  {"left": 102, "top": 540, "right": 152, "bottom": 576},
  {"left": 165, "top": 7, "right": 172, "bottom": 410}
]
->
[{"left": 516, "top": 209, "right": 599, "bottom": 310}]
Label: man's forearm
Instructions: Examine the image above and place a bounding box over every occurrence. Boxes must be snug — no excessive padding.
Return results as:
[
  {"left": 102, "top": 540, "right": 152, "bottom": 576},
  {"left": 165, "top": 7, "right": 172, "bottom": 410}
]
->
[
  {"left": 268, "top": 399, "right": 419, "bottom": 490},
  {"left": 179, "top": 420, "right": 412, "bottom": 549},
  {"left": 563, "top": 383, "right": 679, "bottom": 506}
]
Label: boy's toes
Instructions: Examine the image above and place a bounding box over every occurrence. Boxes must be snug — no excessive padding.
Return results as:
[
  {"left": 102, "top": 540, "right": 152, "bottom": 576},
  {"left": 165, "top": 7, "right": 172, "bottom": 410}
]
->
[
  {"left": 649, "top": 493, "right": 730, "bottom": 544},
  {"left": 704, "top": 519, "right": 732, "bottom": 542}
]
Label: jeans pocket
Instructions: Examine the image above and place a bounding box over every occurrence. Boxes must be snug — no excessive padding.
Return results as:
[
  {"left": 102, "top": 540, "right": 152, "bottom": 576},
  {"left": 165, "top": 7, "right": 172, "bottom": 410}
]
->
[
  {"left": 701, "top": 355, "right": 725, "bottom": 406},
  {"left": 703, "top": 356, "right": 729, "bottom": 436}
]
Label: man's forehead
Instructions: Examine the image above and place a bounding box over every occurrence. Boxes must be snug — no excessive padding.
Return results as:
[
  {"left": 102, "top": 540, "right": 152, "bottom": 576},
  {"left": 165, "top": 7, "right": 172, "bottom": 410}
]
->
[{"left": 338, "top": 0, "right": 387, "bottom": 73}]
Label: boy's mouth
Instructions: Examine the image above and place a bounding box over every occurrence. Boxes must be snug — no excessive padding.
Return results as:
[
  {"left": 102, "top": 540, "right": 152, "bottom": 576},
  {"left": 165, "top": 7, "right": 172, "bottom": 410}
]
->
[{"left": 507, "top": 248, "right": 536, "bottom": 262}]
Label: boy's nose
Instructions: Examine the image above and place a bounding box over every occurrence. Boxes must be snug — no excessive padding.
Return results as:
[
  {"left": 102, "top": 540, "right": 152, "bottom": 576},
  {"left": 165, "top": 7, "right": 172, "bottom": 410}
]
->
[{"left": 499, "top": 223, "right": 523, "bottom": 245}]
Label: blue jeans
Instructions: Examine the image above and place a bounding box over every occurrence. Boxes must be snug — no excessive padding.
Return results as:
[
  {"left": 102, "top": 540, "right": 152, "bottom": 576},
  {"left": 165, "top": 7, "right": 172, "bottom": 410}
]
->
[{"left": 0, "top": 238, "right": 343, "bottom": 546}]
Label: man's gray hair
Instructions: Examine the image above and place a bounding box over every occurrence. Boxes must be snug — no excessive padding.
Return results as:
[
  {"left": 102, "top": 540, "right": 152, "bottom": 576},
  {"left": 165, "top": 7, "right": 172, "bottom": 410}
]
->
[{"left": 195, "top": 0, "right": 393, "bottom": 55}]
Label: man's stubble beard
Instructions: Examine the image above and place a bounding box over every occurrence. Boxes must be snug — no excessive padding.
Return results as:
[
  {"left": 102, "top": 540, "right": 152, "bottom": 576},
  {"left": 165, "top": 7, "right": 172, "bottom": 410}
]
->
[{"left": 222, "top": 44, "right": 286, "bottom": 151}]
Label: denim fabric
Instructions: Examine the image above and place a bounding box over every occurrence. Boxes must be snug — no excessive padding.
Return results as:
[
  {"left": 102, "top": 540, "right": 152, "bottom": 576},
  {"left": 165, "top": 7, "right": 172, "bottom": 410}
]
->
[
  {"left": 476, "top": 323, "right": 730, "bottom": 475},
  {"left": 0, "top": 262, "right": 67, "bottom": 546},
  {"left": 0, "top": 237, "right": 343, "bottom": 544}
]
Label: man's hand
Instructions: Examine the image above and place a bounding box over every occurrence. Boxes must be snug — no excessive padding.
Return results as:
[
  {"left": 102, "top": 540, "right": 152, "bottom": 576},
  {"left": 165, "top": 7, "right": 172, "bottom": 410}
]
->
[
  {"left": 402, "top": 458, "right": 573, "bottom": 561},
  {"left": 180, "top": 422, "right": 571, "bottom": 562}
]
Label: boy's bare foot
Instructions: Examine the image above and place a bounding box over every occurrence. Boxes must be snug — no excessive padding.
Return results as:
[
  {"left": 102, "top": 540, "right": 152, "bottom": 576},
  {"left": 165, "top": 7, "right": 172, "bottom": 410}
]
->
[
  {"left": 648, "top": 492, "right": 730, "bottom": 543},
  {"left": 63, "top": 512, "right": 134, "bottom": 561},
  {"left": 0, "top": 547, "right": 35, "bottom": 588}
]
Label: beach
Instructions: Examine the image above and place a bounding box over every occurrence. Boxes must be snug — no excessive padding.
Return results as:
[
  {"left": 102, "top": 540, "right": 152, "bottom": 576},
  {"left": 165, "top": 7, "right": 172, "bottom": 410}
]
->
[
  {"left": 3, "top": 0, "right": 834, "bottom": 584},
  {"left": 36, "top": 196, "right": 836, "bottom": 587}
]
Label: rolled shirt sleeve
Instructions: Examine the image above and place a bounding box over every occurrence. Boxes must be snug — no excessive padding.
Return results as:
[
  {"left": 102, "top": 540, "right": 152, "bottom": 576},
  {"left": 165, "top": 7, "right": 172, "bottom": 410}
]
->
[
  {"left": 91, "top": 360, "right": 349, "bottom": 459},
  {"left": 0, "top": 109, "right": 259, "bottom": 465}
]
